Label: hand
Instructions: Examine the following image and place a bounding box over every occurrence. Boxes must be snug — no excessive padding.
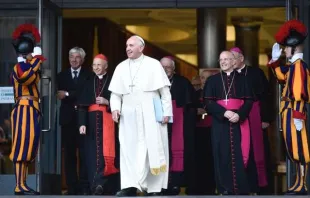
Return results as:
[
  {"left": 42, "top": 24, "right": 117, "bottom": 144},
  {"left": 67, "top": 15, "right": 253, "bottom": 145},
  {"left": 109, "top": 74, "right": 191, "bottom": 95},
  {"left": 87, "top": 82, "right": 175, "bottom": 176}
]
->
[
  {"left": 32, "top": 46, "right": 42, "bottom": 57},
  {"left": 96, "top": 97, "right": 109, "bottom": 105},
  {"left": 197, "top": 108, "right": 206, "bottom": 115},
  {"left": 293, "top": 118, "right": 303, "bottom": 131},
  {"left": 112, "top": 110, "right": 120, "bottom": 123},
  {"left": 162, "top": 116, "right": 169, "bottom": 124},
  {"left": 229, "top": 113, "right": 240, "bottom": 123},
  {"left": 224, "top": 110, "right": 235, "bottom": 119},
  {"left": 79, "top": 125, "right": 86, "bottom": 135},
  {"left": 57, "top": 90, "right": 67, "bottom": 100},
  {"left": 262, "top": 122, "right": 270, "bottom": 129},
  {"left": 271, "top": 43, "right": 282, "bottom": 61}
]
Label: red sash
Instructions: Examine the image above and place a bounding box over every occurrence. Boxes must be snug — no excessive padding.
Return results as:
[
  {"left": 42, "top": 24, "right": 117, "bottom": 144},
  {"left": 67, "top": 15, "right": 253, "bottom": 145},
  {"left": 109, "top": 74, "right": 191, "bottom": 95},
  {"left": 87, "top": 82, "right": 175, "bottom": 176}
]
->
[
  {"left": 217, "top": 99, "right": 250, "bottom": 167},
  {"left": 171, "top": 100, "right": 184, "bottom": 172},
  {"left": 88, "top": 104, "right": 119, "bottom": 176}
]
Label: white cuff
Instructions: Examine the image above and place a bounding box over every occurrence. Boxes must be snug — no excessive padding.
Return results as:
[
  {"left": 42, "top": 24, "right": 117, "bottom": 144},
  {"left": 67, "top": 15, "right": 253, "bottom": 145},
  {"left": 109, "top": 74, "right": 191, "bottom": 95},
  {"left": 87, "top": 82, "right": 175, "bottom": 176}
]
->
[{"left": 17, "top": 57, "right": 26, "bottom": 63}]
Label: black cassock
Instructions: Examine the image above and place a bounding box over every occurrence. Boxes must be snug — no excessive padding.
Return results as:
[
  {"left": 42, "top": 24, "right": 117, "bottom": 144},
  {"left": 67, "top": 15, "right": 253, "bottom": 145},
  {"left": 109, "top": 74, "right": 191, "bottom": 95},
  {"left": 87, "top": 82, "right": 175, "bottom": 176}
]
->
[
  {"left": 77, "top": 73, "right": 120, "bottom": 195},
  {"left": 164, "top": 74, "right": 197, "bottom": 195},
  {"left": 239, "top": 66, "right": 273, "bottom": 194},
  {"left": 204, "top": 70, "right": 257, "bottom": 195},
  {"left": 193, "top": 88, "right": 216, "bottom": 195}
]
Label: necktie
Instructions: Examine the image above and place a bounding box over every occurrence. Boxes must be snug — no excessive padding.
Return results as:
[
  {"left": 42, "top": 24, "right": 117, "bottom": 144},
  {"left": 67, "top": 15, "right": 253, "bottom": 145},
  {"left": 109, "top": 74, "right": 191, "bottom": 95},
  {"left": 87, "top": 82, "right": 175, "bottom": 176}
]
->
[{"left": 73, "top": 70, "right": 78, "bottom": 84}]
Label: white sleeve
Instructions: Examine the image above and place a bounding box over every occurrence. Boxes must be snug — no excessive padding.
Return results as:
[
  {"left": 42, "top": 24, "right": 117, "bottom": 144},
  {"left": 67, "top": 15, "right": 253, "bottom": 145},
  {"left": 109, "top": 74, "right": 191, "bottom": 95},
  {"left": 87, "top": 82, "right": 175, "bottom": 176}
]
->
[
  {"left": 110, "top": 92, "right": 122, "bottom": 112},
  {"left": 159, "top": 86, "right": 173, "bottom": 116}
]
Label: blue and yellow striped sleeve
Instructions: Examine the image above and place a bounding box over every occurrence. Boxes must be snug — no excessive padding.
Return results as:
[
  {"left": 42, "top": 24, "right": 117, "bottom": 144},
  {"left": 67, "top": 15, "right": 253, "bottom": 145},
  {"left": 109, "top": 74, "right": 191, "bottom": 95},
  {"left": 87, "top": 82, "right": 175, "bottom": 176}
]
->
[{"left": 290, "top": 60, "right": 310, "bottom": 119}]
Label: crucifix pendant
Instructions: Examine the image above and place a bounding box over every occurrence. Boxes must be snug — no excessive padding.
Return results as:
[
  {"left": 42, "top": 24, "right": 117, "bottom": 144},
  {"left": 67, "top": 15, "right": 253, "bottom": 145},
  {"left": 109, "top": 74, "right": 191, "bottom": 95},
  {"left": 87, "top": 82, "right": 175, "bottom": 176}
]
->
[{"left": 129, "top": 84, "right": 135, "bottom": 91}]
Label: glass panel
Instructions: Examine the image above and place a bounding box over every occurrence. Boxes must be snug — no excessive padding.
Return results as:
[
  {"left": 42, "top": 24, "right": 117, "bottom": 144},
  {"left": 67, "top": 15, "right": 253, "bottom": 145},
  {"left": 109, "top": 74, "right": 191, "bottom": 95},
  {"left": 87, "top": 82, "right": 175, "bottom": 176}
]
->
[{"left": 0, "top": 16, "right": 36, "bottom": 175}]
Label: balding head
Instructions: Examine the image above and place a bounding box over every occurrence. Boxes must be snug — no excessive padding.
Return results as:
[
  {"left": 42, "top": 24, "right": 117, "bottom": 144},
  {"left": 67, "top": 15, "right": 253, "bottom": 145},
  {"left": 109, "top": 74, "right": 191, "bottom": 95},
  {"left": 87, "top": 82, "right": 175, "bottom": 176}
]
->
[
  {"left": 219, "top": 51, "right": 235, "bottom": 73},
  {"left": 160, "top": 57, "right": 175, "bottom": 78},
  {"left": 126, "top": 35, "right": 145, "bottom": 59}
]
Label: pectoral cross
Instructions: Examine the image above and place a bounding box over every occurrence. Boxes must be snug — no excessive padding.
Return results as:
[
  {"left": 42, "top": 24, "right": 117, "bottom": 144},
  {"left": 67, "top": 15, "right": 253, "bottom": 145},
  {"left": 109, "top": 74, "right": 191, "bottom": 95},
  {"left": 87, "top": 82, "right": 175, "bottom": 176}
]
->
[{"left": 129, "top": 84, "right": 135, "bottom": 92}]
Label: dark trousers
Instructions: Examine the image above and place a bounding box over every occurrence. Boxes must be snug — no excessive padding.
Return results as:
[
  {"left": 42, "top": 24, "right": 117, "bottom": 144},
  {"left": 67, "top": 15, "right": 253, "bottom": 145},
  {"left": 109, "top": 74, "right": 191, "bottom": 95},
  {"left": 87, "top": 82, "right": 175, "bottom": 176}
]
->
[
  {"left": 62, "top": 122, "right": 88, "bottom": 194},
  {"left": 194, "top": 126, "right": 216, "bottom": 195}
]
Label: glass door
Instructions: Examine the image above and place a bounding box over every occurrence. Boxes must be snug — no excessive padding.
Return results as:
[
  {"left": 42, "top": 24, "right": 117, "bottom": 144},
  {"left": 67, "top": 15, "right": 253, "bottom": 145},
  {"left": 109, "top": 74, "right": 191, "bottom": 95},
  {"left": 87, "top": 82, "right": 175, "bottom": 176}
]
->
[{"left": 0, "top": 0, "right": 62, "bottom": 195}]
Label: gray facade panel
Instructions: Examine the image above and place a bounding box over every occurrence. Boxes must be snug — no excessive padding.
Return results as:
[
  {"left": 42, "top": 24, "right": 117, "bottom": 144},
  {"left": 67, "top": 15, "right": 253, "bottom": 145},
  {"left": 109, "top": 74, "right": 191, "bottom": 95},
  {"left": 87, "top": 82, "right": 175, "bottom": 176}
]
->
[
  {"left": 0, "top": 0, "right": 299, "bottom": 9},
  {"left": 52, "top": 0, "right": 177, "bottom": 8},
  {"left": 177, "top": 0, "right": 287, "bottom": 8}
]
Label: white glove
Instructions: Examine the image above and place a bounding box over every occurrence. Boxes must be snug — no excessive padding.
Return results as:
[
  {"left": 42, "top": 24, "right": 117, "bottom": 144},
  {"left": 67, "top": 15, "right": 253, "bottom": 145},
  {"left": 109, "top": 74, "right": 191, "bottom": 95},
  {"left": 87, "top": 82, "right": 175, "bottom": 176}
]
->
[
  {"left": 17, "top": 57, "right": 26, "bottom": 63},
  {"left": 32, "top": 46, "right": 42, "bottom": 57},
  {"left": 271, "top": 43, "right": 282, "bottom": 61},
  {"left": 293, "top": 118, "right": 303, "bottom": 131}
]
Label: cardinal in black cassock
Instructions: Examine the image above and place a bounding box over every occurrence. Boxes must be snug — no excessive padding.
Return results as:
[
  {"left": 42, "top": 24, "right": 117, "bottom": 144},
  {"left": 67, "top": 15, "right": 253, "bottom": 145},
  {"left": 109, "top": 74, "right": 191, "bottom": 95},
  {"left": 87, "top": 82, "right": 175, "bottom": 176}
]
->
[
  {"left": 204, "top": 51, "right": 255, "bottom": 195},
  {"left": 77, "top": 54, "right": 120, "bottom": 195},
  {"left": 160, "top": 57, "right": 197, "bottom": 195}
]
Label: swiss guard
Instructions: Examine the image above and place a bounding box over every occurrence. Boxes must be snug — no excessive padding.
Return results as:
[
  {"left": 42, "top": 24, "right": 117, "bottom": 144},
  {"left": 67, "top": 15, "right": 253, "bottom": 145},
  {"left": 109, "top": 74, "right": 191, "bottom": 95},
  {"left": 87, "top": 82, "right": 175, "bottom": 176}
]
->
[
  {"left": 268, "top": 19, "right": 310, "bottom": 195},
  {"left": 10, "top": 24, "right": 45, "bottom": 195}
]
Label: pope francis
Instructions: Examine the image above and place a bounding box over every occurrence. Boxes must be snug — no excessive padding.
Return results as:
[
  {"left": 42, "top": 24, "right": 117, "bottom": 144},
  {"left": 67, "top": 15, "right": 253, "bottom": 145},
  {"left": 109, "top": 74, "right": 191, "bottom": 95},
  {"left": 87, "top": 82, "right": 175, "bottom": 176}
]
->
[{"left": 108, "top": 35, "right": 173, "bottom": 196}]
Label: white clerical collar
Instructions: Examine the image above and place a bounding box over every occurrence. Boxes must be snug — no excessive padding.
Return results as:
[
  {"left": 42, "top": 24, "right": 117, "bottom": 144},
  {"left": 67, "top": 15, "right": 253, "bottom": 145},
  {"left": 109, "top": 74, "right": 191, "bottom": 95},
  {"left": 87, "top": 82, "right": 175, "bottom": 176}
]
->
[
  {"left": 130, "top": 54, "right": 144, "bottom": 63},
  {"left": 222, "top": 70, "right": 232, "bottom": 76},
  {"left": 289, "top": 53, "right": 303, "bottom": 63},
  {"left": 237, "top": 64, "right": 246, "bottom": 73},
  {"left": 97, "top": 72, "right": 107, "bottom": 79}
]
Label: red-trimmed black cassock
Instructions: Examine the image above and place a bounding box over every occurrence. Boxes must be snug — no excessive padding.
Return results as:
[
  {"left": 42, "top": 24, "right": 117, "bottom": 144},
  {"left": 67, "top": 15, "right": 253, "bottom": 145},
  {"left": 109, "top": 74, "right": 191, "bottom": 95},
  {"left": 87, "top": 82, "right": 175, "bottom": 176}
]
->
[
  {"left": 163, "top": 73, "right": 197, "bottom": 195},
  {"left": 204, "top": 70, "right": 256, "bottom": 195},
  {"left": 77, "top": 71, "right": 120, "bottom": 195}
]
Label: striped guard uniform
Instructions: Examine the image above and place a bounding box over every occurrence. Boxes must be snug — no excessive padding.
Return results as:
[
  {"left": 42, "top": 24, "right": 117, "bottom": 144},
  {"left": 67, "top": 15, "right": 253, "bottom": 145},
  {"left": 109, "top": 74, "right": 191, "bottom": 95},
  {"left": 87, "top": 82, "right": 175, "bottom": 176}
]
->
[
  {"left": 10, "top": 56, "right": 44, "bottom": 193},
  {"left": 269, "top": 56, "right": 310, "bottom": 193}
]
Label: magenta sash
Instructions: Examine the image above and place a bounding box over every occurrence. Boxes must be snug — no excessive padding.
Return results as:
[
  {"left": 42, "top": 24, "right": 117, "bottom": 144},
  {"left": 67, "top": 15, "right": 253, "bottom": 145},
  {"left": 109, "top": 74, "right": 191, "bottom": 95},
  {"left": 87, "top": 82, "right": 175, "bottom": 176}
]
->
[
  {"left": 171, "top": 100, "right": 184, "bottom": 172},
  {"left": 196, "top": 98, "right": 212, "bottom": 127},
  {"left": 249, "top": 101, "right": 267, "bottom": 187},
  {"left": 196, "top": 116, "right": 212, "bottom": 127},
  {"left": 217, "top": 99, "right": 250, "bottom": 167}
]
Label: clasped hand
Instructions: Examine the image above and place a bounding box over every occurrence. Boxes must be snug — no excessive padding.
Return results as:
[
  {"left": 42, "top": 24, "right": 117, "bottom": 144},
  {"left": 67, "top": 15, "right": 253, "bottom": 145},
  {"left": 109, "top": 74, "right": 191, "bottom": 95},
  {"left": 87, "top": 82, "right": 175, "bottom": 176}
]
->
[
  {"left": 96, "top": 97, "right": 109, "bottom": 105},
  {"left": 224, "top": 110, "right": 239, "bottom": 123}
]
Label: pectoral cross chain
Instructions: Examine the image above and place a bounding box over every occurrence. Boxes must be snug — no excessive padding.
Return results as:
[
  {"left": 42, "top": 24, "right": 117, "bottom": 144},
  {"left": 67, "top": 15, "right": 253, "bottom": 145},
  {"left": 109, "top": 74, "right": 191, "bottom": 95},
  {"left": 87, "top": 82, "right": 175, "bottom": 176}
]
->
[{"left": 129, "top": 84, "right": 135, "bottom": 91}]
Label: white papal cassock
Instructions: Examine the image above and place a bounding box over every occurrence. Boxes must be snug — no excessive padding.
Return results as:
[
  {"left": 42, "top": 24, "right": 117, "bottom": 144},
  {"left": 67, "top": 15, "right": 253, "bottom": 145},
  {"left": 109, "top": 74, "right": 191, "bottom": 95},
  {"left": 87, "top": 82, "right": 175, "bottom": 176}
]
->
[{"left": 108, "top": 54, "right": 172, "bottom": 193}]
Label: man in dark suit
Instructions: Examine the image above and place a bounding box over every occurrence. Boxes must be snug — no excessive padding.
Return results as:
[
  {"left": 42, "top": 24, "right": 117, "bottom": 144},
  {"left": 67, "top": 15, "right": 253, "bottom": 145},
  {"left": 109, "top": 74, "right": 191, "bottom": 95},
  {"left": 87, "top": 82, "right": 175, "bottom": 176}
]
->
[{"left": 57, "top": 47, "right": 92, "bottom": 195}]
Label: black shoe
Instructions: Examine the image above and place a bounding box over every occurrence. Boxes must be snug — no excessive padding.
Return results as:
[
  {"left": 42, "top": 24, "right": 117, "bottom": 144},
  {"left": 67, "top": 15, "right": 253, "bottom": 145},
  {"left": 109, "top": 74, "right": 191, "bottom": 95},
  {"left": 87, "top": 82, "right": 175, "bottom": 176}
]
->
[
  {"left": 93, "top": 185, "right": 104, "bottom": 195},
  {"left": 14, "top": 190, "right": 40, "bottom": 195},
  {"left": 146, "top": 192, "right": 163, "bottom": 196},
  {"left": 115, "top": 187, "right": 137, "bottom": 197},
  {"left": 163, "top": 186, "right": 180, "bottom": 195},
  {"left": 285, "top": 189, "right": 308, "bottom": 195},
  {"left": 221, "top": 191, "right": 235, "bottom": 195}
]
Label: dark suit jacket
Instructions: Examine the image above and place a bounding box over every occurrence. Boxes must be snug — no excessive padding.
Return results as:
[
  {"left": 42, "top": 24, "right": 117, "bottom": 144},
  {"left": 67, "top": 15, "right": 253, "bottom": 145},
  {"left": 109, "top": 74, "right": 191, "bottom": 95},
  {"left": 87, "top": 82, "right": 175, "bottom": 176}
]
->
[{"left": 57, "top": 67, "right": 92, "bottom": 126}]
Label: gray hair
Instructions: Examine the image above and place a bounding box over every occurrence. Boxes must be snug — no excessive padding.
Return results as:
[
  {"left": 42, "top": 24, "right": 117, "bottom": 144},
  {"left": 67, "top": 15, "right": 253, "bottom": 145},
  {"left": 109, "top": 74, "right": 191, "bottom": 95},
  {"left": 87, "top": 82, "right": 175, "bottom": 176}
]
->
[
  {"left": 160, "top": 57, "right": 175, "bottom": 70},
  {"left": 69, "top": 47, "right": 86, "bottom": 60}
]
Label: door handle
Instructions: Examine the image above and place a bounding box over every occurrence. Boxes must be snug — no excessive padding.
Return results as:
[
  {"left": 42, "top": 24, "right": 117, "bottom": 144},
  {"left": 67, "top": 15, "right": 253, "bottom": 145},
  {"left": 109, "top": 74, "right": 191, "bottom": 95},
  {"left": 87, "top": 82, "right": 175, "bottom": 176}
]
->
[{"left": 41, "top": 76, "right": 51, "bottom": 132}]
